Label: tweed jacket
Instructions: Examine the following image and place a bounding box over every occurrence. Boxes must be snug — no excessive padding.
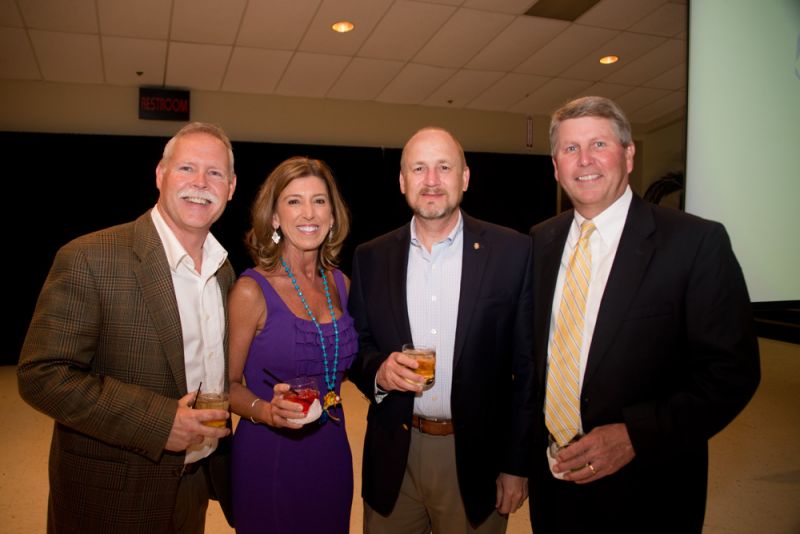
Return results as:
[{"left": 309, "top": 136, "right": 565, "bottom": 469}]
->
[{"left": 18, "top": 210, "right": 235, "bottom": 533}]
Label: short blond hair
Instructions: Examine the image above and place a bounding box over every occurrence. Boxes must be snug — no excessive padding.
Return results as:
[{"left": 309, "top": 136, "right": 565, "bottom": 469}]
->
[{"left": 161, "top": 122, "right": 235, "bottom": 179}]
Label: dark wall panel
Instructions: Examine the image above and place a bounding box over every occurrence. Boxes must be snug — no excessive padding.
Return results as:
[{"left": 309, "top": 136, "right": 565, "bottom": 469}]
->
[{"left": 5, "top": 131, "right": 556, "bottom": 365}]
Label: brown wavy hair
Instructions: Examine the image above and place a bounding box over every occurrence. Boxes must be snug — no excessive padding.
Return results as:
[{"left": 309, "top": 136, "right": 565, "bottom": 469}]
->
[{"left": 246, "top": 156, "right": 350, "bottom": 272}]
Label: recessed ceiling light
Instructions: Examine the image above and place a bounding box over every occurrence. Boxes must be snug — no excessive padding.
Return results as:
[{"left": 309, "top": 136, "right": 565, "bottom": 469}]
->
[
  {"left": 331, "top": 21, "right": 354, "bottom": 33},
  {"left": 599, "top": 55, "right": 619, "bottom": 65}
]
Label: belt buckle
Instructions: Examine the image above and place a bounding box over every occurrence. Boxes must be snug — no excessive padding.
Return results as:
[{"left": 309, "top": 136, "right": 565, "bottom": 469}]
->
[{"left": 413, "top": 414, "right": 425, "bottom": 432}]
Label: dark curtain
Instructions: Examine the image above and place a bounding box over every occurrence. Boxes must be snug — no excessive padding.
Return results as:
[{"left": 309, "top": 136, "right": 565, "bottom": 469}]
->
[{"left": 5, "top": 131, "right": 556, "bottom": 365}]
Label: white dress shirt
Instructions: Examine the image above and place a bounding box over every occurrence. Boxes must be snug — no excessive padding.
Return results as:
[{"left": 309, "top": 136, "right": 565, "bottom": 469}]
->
[
  {"left": 151, "top": 207, "right": 228, "bottom": 462},
  {"left": 547, "top": 186, "right": 632, "bottom": 434}
]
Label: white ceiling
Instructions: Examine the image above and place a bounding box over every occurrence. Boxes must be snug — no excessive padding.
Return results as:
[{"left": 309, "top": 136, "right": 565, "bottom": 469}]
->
[{"left": 0, "top": 0, "right": 688, "bottom": 128}]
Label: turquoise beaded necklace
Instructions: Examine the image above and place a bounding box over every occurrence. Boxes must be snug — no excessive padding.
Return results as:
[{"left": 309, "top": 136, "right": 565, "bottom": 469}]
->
[{"left": 280, "top": 257, "right": 341, "bottom": 423}]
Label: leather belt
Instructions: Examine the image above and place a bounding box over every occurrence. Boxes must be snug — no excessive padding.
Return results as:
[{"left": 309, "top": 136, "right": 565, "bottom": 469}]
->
[{"left": 412, "top": 415, "right": 454, "bottom": 436}]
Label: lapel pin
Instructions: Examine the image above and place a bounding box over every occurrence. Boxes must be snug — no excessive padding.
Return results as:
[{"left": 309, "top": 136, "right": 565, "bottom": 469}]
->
[{"left": 473, "top": 242, "right": 480, "bottom": 250}]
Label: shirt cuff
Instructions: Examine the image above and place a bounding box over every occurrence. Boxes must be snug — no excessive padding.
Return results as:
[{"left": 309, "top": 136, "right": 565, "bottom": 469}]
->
[{"left": 374, "top": 377, "right": 388, "bottom": 403}]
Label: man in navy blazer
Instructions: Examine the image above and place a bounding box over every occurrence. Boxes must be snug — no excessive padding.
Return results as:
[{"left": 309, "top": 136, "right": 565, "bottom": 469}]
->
[
  {"left": 528, "top": 96, "right": 760, "bottom": 533},
  {"left": 348, "top": 127, "right": 534, "bottom": 533}
]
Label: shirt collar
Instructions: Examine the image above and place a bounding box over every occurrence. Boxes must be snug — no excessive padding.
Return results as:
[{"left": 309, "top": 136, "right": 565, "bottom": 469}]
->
[
  {"left": 409, "top": 210, "right": 464, "bottom": 249},
  {"left": 573, "top": 186, "right": 632, "bottom": 246},
  {"left": 150, "top": 206, "right": 228, "bottom": 274}
]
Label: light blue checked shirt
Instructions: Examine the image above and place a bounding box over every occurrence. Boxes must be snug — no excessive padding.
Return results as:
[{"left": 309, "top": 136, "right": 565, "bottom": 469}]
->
[{"left": 407, "top": 212, "right": 464, "bottom": 420}]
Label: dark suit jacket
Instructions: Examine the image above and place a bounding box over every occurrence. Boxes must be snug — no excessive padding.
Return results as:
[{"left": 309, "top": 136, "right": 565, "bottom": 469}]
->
[
  {"left": 18, "top": 210, "right": 235, "bottom": 533},
  {"left": 528, "top": 195, "right": 760, "bottom": 533},
  {"left": 348, "top": 212, "right": 535, "bottom": 526}
]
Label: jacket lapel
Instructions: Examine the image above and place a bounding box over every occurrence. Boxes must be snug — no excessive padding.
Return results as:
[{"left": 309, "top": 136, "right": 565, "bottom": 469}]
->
[
  {"left": 389, "top": 224, "right": 413, "bottom": 345},
  {"left": 534, "top": 212, "right": 572, "bottom": 387},
  {"left": 132, "top": 212, "right": 188, "bottom": 395},
  {"left": 584, "top": 196, "right": 656, "bottom": 384},
  {"left": 453, "top": 214, "right": 489, "bottom": 369}
]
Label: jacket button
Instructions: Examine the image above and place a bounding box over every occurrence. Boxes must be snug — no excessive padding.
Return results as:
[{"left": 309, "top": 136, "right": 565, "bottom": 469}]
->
[{"left": 402, "top": 424, "right": 409, "bottom": 431}]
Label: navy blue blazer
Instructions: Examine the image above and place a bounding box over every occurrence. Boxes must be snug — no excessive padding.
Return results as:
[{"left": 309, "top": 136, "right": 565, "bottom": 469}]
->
[
  {"left": 348, "top": 212, "right": 535, "bottom": 526},
  {"left": 528, "top": 195, "right": 760, "bottom": 533}
]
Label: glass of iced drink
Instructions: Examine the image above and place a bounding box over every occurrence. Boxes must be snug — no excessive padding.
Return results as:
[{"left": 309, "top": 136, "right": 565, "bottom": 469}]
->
[
  {"left": 284, "top": 377, "right": 320, "bottom": 415},
  {"left": 402, "top": 344, "right": 436, "bottom": 388},
  {"left": 195, "top": 391, "right": 230, "bottom": 427}
]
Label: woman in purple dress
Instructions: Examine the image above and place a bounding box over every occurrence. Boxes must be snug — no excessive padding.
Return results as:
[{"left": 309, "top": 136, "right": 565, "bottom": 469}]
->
[{"left": 228, "top": 157, "right": 356, "bottom": 533}]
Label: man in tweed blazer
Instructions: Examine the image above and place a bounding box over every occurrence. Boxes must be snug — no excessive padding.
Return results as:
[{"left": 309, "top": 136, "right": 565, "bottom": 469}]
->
[{"left": 18, "top": 122, "right": 238, "bottom": 533}]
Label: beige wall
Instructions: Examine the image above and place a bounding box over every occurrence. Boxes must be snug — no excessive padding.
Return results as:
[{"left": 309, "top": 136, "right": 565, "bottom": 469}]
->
[
  {"left": 0, "top": 79, "right": 551, "bottom": 154},
  {"left": 1, "top": 79, "right": 686, "bottom": 212},
  {"left": 642, "top": 118, "right": 686, "bottom": 187}
]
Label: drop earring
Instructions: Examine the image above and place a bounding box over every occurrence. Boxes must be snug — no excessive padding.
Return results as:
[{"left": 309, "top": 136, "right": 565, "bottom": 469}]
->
[{"left": 271, "top": 229, "right": 281, "bottom": 245}]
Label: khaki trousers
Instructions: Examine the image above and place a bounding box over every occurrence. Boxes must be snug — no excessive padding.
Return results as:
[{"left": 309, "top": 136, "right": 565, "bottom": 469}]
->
[{"left": 364, "top": 429, "right": 507, "bottom": 534}]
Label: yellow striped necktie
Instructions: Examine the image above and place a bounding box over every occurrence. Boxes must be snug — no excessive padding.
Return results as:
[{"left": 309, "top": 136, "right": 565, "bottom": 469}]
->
[{"left": 546, "top": 220, "right": 596, "bottom": 447}]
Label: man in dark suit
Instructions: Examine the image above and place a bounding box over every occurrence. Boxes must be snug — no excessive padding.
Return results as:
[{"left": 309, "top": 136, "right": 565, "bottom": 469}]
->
[
  {"left": 528, "top": 96, "right": 760, "bottom": 533},
  {"left": 18, "top": 122, "right": 237, "bottom": 533},
  {"left": 348, "top": 127, "right": 534, "bottom": 533}
]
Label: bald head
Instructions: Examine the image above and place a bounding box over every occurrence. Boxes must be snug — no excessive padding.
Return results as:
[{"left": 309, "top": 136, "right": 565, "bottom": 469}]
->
[{"left": 401, "top": 127, "right": 467, "bottom": 173}]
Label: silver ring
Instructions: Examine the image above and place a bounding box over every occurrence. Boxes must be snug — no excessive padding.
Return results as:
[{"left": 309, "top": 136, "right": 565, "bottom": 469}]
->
[{"left": 587, "top": 463, "right": 596, "bottom": 475}]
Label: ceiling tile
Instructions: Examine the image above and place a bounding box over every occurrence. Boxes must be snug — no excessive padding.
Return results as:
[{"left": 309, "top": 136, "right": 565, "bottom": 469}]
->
[
  {"left": 413, "top": 8, "right": 513, "bottom": 68},
  {"left": 577, "top": 0, "right": 666, "bottom": 30},
  {"left": 0, "top": 0, "right": 689, "bottom": 126},
  {"left": 515, "top": 24, "right": 618, "bottom": 76},
  {"left": 326, "top": 57, "right": 405, "bottom": 100},
  {"left": 467, "top": 72, "right": 549, "bottom": 111},
  {"left": 376, "top": 63, "right": 456, "bottom": 104},
  {"left": 0, "top": 0, "right": 23, "bottom": 26},
  {"left": 510, "top": 77, "right": 593, "bottom": 115},
  {"left": 102, "top": 36, "right": 166, "bottom": 86},
  {"left": 574, "top": 81, "right": 632, "bottom": 100},
  {"left": 467, "top": 15, "right": 569, "bottom": 71},
  {"left": 358, "top": 1, "right": 456, "bottom": 61},
  {"left": 644, "top": 62, "right": 685, "bottom": 90},
  {"left": 222, "top": 47, "right": 293, "bottom": 94},
  {"left": 97, "top": 0, "right": 170, "bottom": 39},
  {"left": 463, "top": 0, "right": 537, "bottom": 15},
  {"left": 18, "top": 0, "right": 97, "bottom": 33},
  {"left": 423, "top": 69, "right": 505, "bottom": 107},
  {"left": 558, "top": 31, "right": 666, "bottom": 81},
  {"left": 171, "top": 0, "right": 247, "bottom": 45},
  {"left": 275, "top": 51, "right": 351, "bottom": 98},
  {"left": 0, "top": 27, "right": 40, "bottom": 79},
  {"left": 299, "top": 0, "right": 393, "bottom": 55},
  {"left": 628, "top": 2, "right": 687, "bottom": 37},
  {"left": 615, "top": 86, "right": 672, "bottom": 113},
  {"left": 237, "top": 0, "right": 320, "bottom": 49},
  {"left": 165, "top": 42, "right": 231, "bottom": 90},
  {"left": 30, "top": 30, "right": 103, "bottom": 83},
  {"left": 604, "top": 38, "right": 685, "bottom": 85},
  {"left": 628, "top": 90, "right": 685, "bottom": 123},
  {"left": 415, "top": 0, "right": 463, "bottom": 5}
]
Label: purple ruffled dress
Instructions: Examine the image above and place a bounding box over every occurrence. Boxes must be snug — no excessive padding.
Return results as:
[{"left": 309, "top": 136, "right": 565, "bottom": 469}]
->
[{"left": 231, "top": 268, "right": 356, "bottom": 534}]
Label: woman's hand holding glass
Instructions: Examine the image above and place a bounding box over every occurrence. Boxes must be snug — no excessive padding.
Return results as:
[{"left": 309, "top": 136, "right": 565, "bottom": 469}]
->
[
  {"left": 260, "top": 382, "right": 308, "bottom": 429},
  {"left": 260, "top": 378, "right": 321, "bottom": 428}
]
